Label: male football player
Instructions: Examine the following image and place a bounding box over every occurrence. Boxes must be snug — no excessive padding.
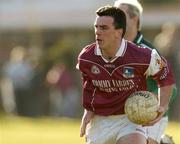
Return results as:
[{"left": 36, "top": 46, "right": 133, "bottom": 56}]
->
[{"left": 76, "top": 5, "right": 175, "bottom": 144}]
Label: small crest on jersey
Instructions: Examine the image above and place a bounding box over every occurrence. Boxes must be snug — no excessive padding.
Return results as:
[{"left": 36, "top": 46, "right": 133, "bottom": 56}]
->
[
  {"left": 156, "top": 58, "right": 165, "bottom": 70},
  {"left": 91, "top": 65, "right": 100, "bottom": 74},
  {"left": 123, "top": 67, "right": 134, "bottom": 78}
]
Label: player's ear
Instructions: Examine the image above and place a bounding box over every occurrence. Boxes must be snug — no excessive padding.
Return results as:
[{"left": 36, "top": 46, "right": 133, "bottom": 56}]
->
[
  {"left": 133, "top": 16, "right": 139, "bottom": 26},
  {"left": 115, "top": 29, "right": 123, "bottom": 38}
]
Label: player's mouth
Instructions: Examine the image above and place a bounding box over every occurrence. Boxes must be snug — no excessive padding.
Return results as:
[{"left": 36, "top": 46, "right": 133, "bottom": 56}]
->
[{"left": 96, "top": 39, "right": 103, "bottom": 44}]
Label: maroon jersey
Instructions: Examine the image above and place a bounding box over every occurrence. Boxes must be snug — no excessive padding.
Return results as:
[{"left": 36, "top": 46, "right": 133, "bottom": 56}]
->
[{"left": 76, "top": 39, "right": 175, "bottom": 116}]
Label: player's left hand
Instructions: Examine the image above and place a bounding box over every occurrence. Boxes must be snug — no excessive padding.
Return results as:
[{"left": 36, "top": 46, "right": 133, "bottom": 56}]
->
[{"left": 144, "top": 106, "right": 167, "bottom": 126}]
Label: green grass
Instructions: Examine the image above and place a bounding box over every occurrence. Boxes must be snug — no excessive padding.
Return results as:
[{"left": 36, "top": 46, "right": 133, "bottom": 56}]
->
[
  {"left": 0, "top": 116, "right": 179, "bottom": 144},
  {"left": 0, "top": 116, "right": 84, "bottom": 144}
]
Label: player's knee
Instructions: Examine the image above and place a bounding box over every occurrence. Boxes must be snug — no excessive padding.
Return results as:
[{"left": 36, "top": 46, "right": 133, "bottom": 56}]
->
[{"left": 117, "top": 133, "right": 147, "bottom": 144}]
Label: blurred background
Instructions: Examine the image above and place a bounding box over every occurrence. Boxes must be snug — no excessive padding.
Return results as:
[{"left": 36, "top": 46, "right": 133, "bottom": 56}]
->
[{"left": 0, "top": 0, "right": 179, "bottom": 143}]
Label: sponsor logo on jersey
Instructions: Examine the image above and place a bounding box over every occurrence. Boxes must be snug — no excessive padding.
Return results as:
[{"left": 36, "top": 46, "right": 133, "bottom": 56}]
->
[
  {"left": 123, "top": 67, "right": 134, "bottom": 78},
  {"left": 91, "top": 65, "right": 100, "bottom": 74},
  {"left": 92, "top": 79, "right": 135, "bottom": 93}
]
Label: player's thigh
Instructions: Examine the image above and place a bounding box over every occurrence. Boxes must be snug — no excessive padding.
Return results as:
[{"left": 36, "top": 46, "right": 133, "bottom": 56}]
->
[
  {"left": 116, "top": 133, "right": 147, "bottom": 144},
  {"left": 147, "top": 116, "right": 168, "bottom": 143},
  {"left": 85, "top": 115, "right": 118, "bottom": 144}
]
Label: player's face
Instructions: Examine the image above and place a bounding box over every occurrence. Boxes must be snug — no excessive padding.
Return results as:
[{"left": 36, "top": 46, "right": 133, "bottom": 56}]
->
[{"left": 94, "top": 16, "right": 120, "bottom": 51}]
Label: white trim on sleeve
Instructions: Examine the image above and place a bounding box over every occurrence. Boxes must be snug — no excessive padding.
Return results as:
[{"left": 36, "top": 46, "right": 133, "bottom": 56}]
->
[{"left": 145, "top": 49, "right": 164, "bottom": 76}]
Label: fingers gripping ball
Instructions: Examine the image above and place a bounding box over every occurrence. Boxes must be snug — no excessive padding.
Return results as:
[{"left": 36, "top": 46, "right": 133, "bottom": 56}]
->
[{"left": 125, "top": 91, "right": 159, "bottom": 125}]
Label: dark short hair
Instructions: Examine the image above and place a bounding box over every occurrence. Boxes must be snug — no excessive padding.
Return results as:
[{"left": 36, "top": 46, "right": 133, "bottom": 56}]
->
[{"left": 96, "top": 5, "right": 126, "bottom": 37}]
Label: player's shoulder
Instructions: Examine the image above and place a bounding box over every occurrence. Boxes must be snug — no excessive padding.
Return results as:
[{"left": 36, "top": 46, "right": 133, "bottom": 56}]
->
[
  {"left": 78, "top": 42, "right": 96, "bottom": 59},
  {"left": 127, "top": 40, "right": 152, "bottom": 56}
]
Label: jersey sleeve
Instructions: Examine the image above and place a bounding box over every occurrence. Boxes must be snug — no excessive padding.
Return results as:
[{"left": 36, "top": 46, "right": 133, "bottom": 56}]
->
[
  {"left": 145, "top": 49, "right": 175, "bottom": 87},
  {"left": 76, "top": 53, "right": 94, "bottom": 112}
]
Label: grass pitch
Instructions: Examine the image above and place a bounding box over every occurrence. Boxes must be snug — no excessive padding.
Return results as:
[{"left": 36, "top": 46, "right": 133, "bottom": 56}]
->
[
  {"left": 0, "top": 115, "right": 179, "bottom": 144},
  {"left": 0, "top": 116, "right": 84, "bottom": 144}
]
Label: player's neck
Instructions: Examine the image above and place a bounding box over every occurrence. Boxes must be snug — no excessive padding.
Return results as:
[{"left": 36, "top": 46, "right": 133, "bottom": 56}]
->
[{"left": 101, "top": 39, "right": 121, "bottom": 60}]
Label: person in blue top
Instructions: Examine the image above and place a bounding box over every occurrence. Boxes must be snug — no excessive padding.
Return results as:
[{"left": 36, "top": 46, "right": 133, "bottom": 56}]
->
[{"left": 114, "top": 0, "right": 177, "bottom": 144}]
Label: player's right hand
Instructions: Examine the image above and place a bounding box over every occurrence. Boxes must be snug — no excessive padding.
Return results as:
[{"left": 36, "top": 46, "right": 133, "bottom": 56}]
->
[{"left": 80, "top": 110, "right": 94, "bottom": 137}]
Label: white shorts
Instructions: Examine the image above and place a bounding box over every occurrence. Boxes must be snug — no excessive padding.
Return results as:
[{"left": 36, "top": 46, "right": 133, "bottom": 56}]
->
[
  {"left": 85, "top": 114, "right": 147, "bottom": 144},
  {"left": 146, "top": 116, "right": 168, "bottom": 143}
]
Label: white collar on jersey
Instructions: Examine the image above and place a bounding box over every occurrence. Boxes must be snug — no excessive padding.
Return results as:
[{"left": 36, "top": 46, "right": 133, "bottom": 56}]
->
[{"left": 95, "top": 38, "right": 126, "bottom": 57}]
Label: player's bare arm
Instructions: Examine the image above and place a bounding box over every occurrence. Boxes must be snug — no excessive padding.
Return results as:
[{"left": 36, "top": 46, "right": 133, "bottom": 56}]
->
[
  {"left": 147, "top": 84, "right": 174, "bottom": 126},
  {"left": 159, "top": 84, "right": 174, "bottom": 112}
]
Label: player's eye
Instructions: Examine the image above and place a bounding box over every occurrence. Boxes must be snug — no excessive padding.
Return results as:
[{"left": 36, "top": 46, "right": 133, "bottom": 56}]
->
[
  {"left": 100, "top": 26, "right": 108, "bottom": 31},
  {"left": 94, "top": 25, "right": 110, "bottom": 33}
]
